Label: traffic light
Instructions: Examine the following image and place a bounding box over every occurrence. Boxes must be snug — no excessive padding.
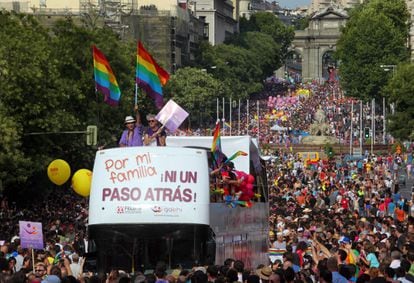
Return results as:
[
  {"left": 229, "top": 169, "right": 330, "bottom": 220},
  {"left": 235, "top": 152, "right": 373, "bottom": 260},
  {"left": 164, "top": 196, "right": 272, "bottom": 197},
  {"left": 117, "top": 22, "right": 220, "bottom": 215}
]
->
[
  {"left": 364, "top": 127, "right": 370, "bottom": 139},
  {"left": 86, "top": 125, "right": 98, "bottom": 146}
]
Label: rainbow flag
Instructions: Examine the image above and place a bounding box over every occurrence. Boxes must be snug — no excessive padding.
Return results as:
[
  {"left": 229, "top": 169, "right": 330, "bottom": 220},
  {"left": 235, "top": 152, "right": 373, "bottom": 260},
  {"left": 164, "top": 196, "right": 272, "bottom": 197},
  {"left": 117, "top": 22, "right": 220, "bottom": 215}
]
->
[
  {"left": 136, "top": 41, "right": 170, "bottom": 108},
  {"left": 92, "top": 45, "right": 121, "bottom": 106},
  {"left": 224, "top": 151, "right": 248, "bottom": 164},
  {"left": 268, "top": 248, "right": 286, "bottom": 256},
  {"left": 211, "top": 122, "right": 222, "bottom": 168}
]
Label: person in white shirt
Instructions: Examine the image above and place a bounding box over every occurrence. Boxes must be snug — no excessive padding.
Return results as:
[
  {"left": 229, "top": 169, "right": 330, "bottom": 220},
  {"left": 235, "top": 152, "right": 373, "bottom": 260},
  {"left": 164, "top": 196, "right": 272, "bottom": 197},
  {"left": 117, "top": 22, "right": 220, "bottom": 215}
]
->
[
  {"left": 69, "top": 253, "right": 82, "bottom": 279},
  {"left": 389, "top": 250, "right": 402, "bottom": 269},
  {"left": 272, "top": 233, "right": 287, "bottom": 250}
]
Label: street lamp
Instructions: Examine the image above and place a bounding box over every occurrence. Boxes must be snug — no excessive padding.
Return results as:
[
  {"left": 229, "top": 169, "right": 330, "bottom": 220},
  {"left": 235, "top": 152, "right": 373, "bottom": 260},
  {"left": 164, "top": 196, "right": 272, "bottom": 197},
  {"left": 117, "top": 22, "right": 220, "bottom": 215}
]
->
[
  {"left": 380, "top": 64, "right": 397, "bottom": 145},
  {"left": 380, "top": 64, "right": 397, "bottom": 75}
]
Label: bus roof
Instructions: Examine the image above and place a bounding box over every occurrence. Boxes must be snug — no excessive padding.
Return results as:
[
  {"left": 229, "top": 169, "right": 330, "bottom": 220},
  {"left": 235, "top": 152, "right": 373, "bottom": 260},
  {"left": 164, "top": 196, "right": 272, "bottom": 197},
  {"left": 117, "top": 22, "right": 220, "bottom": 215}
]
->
[{"left": 166, "top": 136, "right": 261, "bottom": 174}]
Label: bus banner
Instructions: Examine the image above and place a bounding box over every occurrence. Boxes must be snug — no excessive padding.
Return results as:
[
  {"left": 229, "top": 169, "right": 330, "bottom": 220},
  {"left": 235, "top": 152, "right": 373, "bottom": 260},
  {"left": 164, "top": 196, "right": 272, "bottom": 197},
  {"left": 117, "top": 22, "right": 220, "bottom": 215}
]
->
[{"left": 89, "top": 147, "right": 210, "bottom": 225}]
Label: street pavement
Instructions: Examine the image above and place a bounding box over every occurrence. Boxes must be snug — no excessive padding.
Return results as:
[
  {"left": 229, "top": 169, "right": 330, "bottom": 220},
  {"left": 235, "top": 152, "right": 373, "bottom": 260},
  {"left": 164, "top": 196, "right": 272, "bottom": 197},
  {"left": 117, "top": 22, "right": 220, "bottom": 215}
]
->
[{"left": 398, "top": 166, "right": 413, "bottom": 200}]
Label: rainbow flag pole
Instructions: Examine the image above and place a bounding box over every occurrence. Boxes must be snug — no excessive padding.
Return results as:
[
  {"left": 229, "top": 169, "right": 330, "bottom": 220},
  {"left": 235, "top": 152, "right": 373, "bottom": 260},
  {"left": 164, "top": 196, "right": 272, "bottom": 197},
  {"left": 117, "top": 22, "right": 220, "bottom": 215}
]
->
[{"left": 134, "top": 82, "right": 138, "bottom": 107}]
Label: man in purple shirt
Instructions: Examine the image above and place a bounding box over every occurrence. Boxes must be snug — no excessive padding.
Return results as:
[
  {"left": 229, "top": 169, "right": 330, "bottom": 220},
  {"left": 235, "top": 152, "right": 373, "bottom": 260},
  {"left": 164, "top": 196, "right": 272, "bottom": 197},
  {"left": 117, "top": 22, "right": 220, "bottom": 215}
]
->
[{"left": 119, "top": 111, "right": 143, "bottom": 147}]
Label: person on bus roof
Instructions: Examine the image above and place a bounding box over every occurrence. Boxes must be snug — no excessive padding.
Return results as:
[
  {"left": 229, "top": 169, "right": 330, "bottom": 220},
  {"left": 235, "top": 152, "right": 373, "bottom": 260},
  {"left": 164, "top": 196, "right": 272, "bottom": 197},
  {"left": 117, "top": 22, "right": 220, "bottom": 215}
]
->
[
  {"left": 143, "top": 114, "right": 166, "bottom": 147},
  {"left": 119, "top": 107, "right": 143, "bottom": 147},
  {"left": 221, "top": 162, "right": 242, "bottom": 196}
]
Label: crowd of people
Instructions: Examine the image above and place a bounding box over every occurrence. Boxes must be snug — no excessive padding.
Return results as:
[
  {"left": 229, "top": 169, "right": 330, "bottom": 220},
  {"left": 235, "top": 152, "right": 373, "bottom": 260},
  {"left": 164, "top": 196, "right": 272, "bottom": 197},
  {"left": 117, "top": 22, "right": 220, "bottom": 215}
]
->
[
  {"left": 172, "top": 78, "right": 391, "bottom": 147},
  {"left": 0, "top": 79, "right": 413, "bottom": 283}
]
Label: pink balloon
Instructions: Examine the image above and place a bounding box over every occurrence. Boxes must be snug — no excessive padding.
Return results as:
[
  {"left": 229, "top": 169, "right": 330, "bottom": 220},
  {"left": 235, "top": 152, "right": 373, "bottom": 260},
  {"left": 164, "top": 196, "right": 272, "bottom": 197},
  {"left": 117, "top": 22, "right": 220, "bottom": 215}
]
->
[{"left": 247, "top": 174, "right": 255, "bottom": 184}]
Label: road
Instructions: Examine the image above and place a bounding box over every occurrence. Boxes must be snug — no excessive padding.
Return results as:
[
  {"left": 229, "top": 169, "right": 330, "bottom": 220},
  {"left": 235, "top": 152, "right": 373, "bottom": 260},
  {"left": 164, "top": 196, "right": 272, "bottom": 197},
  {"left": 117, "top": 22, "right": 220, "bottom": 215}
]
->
[{"left": 398, "top": 166, "right": 412, "bottom": 200}]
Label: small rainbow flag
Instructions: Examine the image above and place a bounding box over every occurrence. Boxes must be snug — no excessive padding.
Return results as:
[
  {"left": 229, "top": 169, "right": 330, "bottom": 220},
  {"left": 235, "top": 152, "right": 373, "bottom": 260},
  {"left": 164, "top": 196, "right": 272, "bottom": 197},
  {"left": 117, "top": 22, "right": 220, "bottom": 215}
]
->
[
  {"left": 224, "top": 151, "right": 248, "bottom": 164},
  {"left": 211, "top": 122, "right": 222, "bottom": 168},
  {"left": 268, "top": 248, "right": 286, "bottom": 256},
  {"left": 136, "top": 41, "right": 170, "bottom": 108},
  {"left": 237, "top": 200, "right": 253, "bottom": 208},
  {"left": 92, "top": 45, "right": 121, "bottom": 106}
]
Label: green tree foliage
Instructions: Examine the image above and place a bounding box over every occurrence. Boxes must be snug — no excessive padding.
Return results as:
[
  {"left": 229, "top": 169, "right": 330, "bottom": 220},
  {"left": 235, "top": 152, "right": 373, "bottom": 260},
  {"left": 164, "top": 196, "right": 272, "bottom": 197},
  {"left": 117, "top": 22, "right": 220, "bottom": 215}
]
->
[
  {"left": 164, "top": 67, "right": 229, "bottom": 125},
  {"left": 293, "top": 16, "right": 310, "bottom": 31},
  {"left": 384, "top": 63, "right": 414, "bottom": 140},
  {"left": 211, "top": 44, "right": 263, "bottom": 99},
  {"left": 192, "top": 12, "right": 293, "bottom": 101},
  {"left": 336, "top": 0, "right": 409, "bottom": 100},
  {"left": 0, "top": 12, "right": 149, "bottom": 200},
  {"left": 239, "top": 12, "right": 294, "bottom": 61},
  {"left": 366, "top": 0, "right": 410, "bottom": 33},
  {"left": 233, "top": 32, "right": 281, "bottom": 79}
]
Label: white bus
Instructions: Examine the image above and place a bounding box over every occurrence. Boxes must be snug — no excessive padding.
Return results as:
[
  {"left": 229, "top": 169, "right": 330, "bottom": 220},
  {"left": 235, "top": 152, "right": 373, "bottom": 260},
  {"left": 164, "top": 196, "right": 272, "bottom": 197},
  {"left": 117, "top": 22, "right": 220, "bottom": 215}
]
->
[{"left": 87, "top": 136, "right": 268, "bottom": 273}]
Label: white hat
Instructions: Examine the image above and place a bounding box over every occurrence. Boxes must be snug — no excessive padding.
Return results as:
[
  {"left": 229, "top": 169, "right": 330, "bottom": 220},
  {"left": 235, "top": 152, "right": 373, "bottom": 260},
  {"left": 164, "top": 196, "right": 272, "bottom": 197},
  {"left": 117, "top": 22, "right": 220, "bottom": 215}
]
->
[{"left": 124, "top": 116, "right": 136, "bottom": 124}]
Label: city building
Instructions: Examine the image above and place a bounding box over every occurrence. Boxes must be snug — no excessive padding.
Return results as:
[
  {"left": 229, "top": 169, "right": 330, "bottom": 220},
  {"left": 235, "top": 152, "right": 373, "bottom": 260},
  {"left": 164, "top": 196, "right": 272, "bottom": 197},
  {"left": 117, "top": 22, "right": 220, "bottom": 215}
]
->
[
  {"left": 0, "top": 0, "right": 208, "bottom": 72},
  {"left": 192, "top": 0, "right": 237, "bottom": 46},
  {"left": 309, "top": 0, "right": 363, "bottom": 13}
]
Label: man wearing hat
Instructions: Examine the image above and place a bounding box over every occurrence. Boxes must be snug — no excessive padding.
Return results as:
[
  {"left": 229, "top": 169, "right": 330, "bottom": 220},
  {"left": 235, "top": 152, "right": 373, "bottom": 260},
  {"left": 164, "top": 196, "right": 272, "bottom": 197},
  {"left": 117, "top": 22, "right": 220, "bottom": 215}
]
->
[
  {"left": 119, "top": 109, "right": 143, "bottom": 147},
  {"left": 256, "top": 266, "right": 272, "bottom": 283}
]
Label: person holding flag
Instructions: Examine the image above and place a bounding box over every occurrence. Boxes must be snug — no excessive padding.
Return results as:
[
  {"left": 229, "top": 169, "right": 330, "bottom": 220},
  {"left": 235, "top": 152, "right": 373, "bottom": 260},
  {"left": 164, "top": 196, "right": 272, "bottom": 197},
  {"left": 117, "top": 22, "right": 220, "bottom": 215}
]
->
[{"left": 119, "top": 106, "right": 144, "bottom": 147}]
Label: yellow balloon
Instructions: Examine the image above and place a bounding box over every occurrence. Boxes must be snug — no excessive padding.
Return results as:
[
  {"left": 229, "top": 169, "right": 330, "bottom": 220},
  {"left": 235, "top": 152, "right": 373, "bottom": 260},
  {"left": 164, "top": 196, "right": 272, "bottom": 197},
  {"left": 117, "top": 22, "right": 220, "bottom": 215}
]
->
[
  {"left": 72, "top": 169, "right": 93, "bottom": 197},
  {"left": 47, "top": 159, "right": 71, "bottom": 186}
]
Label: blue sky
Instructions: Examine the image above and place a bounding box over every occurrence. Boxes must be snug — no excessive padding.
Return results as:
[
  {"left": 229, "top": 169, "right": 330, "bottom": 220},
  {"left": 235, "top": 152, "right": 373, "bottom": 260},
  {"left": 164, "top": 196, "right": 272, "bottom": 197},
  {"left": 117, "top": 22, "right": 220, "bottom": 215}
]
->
[{"left": 277, "top": 0, "right": 311, "bottom": 9}]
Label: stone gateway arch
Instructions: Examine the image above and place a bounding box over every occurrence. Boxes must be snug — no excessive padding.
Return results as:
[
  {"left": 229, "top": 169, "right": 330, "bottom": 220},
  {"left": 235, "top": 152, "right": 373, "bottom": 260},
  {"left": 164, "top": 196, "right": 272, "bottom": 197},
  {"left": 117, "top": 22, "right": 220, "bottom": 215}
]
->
[{"left": 277, "top": 6, "right": 348, "bottom": 83}]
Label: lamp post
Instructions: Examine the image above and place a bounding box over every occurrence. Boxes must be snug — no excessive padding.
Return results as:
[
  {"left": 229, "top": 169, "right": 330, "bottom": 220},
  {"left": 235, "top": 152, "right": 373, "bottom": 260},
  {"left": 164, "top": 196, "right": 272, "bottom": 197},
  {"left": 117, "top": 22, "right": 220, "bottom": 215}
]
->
[
  {"left": 380, "top": 65, "right": 397, "bottom": 75},
  {"left": 380, "top": 64, "right": 397, "bottom": 144}
]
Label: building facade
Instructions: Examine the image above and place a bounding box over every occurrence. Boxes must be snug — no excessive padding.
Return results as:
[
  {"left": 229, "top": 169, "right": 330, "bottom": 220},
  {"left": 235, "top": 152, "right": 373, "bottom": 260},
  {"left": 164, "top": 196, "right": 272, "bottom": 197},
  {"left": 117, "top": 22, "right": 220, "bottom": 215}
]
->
[
  {"left": 309, "top": 0, "right": 363, "bottom": 13},
  {"left": 0, "top": 0, "right": 209, "bottom": 72},
  {"left": 194, "top": 0, "right": 237, "bottom": 46}
]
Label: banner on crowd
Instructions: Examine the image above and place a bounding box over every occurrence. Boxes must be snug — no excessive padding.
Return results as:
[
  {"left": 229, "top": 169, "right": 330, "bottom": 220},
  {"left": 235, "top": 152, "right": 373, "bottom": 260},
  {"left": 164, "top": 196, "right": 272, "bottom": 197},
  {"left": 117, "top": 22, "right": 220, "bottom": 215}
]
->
[
  {"left": 89, "top": 147, "right": 210, "bottom": 225},
  {"left": 268, "top": 248, "right": 285, "bottom": 263},
  {"left": 19, "top": 221, "right": 44, "bottom": 249}
]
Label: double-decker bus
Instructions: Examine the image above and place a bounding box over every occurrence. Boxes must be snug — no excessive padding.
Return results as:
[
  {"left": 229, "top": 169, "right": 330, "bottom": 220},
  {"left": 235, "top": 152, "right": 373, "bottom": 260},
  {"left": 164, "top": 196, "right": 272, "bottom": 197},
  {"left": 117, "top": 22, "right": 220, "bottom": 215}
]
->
[{"left": 87, "top": 136, "right": 268, "bottom": 273}]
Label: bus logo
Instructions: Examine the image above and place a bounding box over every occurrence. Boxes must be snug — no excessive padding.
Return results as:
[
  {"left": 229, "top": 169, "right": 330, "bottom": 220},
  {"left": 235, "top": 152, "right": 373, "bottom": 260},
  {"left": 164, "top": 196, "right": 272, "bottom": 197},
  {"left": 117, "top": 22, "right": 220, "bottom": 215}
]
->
[
  {"left": 151, "top": 206, "right": 162, "bottom": 213},
  {"left": 117, "top": 206, "right": 142, "bottom": 214}
]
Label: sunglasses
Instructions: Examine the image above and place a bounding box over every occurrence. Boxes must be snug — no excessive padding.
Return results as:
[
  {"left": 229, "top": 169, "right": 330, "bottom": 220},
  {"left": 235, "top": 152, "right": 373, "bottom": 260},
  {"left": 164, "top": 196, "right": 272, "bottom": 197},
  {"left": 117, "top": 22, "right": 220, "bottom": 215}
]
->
[
  {"left": 148, "top": 120, "right": 156, "bottom": 123},
  {"left": 35, "top": 269, "right": 45, "bottom": 272}
]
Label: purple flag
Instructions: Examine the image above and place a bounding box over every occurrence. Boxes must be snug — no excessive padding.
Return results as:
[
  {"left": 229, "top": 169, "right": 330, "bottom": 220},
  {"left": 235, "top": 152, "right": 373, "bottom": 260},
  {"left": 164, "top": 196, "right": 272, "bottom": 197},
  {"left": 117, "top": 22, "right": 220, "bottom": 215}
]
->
[
  {"left": 155, "top": 99, "right": 189, "bottom": 133},
  {"left": 19, "top": 221, "right": 44, "bottom": 249}
]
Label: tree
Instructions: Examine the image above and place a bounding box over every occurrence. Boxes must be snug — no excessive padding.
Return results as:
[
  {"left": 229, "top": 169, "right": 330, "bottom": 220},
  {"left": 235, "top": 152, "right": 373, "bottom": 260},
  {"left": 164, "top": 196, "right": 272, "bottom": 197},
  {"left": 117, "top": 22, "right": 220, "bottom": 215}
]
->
[
  {"left": 0, "top": 12, "right": 144, "bottom": 201},
  {"left": 293, "top": 15, "right": 310, "bottom": 31},
  {"left": 384, "top": 63, "right": 414, "bottom": 140},
  {"left": 234, "top": 32, "right": 281, "bottom": 79},
  {"left": 239, "top": 12, "right": 294, "bottom": 62},
  {"left": 196, "top": 43, "right": 263, "bottom": 99},
  {"left": 164, "top": 67, "right": 229, "bottom": 126},
  {"left": 336, "top": 0, "right": 409, "bottom": 100}
]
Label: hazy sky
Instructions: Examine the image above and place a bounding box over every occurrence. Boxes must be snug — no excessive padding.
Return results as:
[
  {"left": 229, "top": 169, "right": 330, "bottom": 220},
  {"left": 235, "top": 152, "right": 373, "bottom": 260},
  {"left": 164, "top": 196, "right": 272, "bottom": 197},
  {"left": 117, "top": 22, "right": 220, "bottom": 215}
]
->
[{"left": 277, "top": 0, "right": 311, "bottom": 9}]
